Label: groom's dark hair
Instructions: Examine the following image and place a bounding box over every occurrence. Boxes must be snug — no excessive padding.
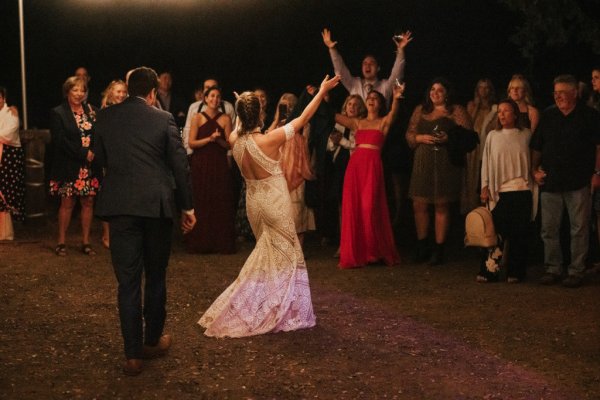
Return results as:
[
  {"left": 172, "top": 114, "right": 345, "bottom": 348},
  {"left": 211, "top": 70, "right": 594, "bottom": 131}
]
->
[{"left": 128, "top": 67, "right": 159, "bottom": 98}]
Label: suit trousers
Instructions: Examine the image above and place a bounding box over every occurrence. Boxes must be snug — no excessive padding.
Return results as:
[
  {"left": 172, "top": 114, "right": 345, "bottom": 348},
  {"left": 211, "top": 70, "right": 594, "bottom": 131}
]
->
[{"left": 109, "top": 215, "right": 173, "bottom": 359}]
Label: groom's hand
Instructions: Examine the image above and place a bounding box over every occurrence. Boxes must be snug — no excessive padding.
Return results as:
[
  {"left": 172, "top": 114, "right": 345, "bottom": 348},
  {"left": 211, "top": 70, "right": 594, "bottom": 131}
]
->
[{"left": 181, "top": 211, "right": 196, "bottom": 234}]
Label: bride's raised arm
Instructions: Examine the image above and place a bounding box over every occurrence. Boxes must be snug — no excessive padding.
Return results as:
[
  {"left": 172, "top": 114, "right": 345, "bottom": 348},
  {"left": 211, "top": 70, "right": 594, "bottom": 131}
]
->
[{"left": 264, "top": 75, "right": 341, "bottom": 148}]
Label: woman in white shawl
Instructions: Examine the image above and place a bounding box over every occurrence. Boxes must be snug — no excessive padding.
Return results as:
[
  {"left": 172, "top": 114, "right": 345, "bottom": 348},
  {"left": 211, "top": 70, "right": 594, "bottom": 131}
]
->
[{"left": 479, "top": 98, "right": 533, "bottom": 283}]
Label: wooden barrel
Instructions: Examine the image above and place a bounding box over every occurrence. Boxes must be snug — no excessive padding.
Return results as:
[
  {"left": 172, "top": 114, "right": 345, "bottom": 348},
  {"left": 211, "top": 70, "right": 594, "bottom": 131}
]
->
[{"left": 19, "top": 130, "right": 51, "bottom": 221}]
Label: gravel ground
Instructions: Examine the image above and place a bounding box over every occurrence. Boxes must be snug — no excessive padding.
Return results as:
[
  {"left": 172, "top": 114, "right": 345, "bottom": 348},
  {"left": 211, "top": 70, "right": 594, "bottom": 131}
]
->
[{"left": 0, "top": 219, "right": 599, "bottom": 399}]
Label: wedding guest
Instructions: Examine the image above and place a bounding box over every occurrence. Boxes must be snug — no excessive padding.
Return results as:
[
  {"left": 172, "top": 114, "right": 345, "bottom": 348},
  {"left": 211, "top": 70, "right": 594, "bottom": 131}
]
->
[
  {"left": 0, "top": 87, "right": 24, "bottom": 239},
  {"left": 507, "top": 74, "right": 539, "bottom": 132},
  {"left": 327, "top": 94, "right": 366, "bottom": 256},
  {"left": 182, "top": 77, "right": 236, "bottom": 155},
  {"left": 406, "top": 77, "right": 473, "bottom": 265},
  {"left": 185, "top": 86, "right": 236, "bottom": 254},
  {"left": 589, "top": 67, "right": 600, "bottom": 111},
  {"left": 589, "top": 67, "right": 600, "bottom": 262},
  {"left": 49, "top": 76, "right": 101, "bottom": 256},
  {"left": 98, "top": 79, "right": 128, "bottom": 249},
  {"left": 479, "top": 99, "right": 533, "bottom": 283},
  {"left": 532, "top": 74, "right": 600, "bottom": 288},
  {"left": 254, "top": 87, "right": 272, "bottom": 131},
  {"left": 269, "top": 93, "right": 315, "bottom": 247},
  {"left": 462, "top": 78, "right": 497, "bottom": 214},
  {"left": 101, "top": 79, "right": 128, "bottom": 108},
  {"left": 322, "top": 28, "right": 412, "bottom": 103},
  {"left": 335, "top": 84, "right": 404, "bottom": 269},
  {"left": 156, "top": 72, "right": 187, "bottom": 128}
]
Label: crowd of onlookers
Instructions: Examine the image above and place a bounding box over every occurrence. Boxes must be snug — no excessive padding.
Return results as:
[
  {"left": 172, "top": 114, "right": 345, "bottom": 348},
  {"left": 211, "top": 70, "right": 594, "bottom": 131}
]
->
[{"left": 2, "top": 29, "right": 600, "bottom": 288}]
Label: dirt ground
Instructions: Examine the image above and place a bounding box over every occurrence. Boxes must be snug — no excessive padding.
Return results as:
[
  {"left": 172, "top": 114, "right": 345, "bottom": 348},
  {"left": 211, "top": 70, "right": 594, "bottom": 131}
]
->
[{"left": 1, "top": 218, "right": 599, "bottom": 400}]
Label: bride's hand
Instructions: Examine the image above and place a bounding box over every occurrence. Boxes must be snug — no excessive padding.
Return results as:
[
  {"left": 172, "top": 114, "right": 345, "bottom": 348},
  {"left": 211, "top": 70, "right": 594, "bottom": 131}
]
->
[{"left": 319, "top": 74, "right": 341, "bottom": 94}]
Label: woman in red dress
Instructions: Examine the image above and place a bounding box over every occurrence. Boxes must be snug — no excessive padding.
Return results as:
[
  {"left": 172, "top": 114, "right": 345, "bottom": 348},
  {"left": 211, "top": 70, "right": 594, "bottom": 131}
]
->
[
  {"left": 335, "top": 84, "right": 404, "bottom": 268},
  {"left": 186, "top": 86, "right": 236, "bottom": 254}
]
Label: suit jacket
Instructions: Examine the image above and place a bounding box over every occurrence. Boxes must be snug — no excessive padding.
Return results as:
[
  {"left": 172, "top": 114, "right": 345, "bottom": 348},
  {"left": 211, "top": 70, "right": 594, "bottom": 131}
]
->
[
  {"left": 93, "top": 96, "right": 193, "bottom": 219},
  {"left": 49, "top": 101, "right": 100, "bottom": 182},
  {"left": 157, "top": 92, "right": 187, "bottom": 128}
]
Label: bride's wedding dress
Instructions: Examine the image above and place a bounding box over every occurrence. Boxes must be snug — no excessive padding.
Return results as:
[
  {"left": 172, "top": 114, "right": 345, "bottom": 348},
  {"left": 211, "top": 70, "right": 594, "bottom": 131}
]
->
[{"left": 198, "top": 133, "right": 316, "bottom": 337}]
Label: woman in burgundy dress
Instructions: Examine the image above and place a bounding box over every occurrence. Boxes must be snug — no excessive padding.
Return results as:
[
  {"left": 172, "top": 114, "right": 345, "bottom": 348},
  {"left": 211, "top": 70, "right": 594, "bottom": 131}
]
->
[
  {"left": 186, "top": 86, "right": 236, "bottom": 254},
  {"left": 335, "top": 84, "right": 404, "bottom": 268}
]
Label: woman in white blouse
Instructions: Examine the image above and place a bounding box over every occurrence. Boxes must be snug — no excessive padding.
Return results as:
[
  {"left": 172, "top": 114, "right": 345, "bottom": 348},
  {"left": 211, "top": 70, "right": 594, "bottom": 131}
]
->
[
  {"left": 0, "top": 87, "right": 24, "bottom": 240},
  {"left": 480, "top": 98, "right": 533, "bottom": 283}
]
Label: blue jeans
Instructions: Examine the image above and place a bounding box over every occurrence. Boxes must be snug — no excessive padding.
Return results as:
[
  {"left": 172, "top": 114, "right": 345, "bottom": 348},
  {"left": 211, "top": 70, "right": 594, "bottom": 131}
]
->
[{"left": 540, "top": 186, "right": 591, "bottom": 276}]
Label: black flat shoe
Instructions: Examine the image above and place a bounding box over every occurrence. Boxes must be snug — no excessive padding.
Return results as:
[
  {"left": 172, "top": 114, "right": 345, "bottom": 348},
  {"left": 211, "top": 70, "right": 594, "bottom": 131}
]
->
[
  {"left": 55, "top": 244, "right": 67, "bottom": 256},
  {"left": 81, "top": 244, "right": 96, "bottom": 256}
]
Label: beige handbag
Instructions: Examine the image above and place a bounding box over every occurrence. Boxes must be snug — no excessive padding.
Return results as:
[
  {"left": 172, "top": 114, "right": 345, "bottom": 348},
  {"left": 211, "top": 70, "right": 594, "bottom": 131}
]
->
[
  {"left": 0, "top": 211, "right": 14, "bottom": 241},
  {"left": 464, "top": 205, "right": 497, "bottom": 248}
]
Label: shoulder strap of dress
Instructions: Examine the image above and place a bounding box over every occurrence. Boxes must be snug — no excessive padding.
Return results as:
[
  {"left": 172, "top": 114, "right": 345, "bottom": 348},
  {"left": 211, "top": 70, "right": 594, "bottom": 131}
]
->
[
  {"left": 200, "top": 111, "right": 224, "bottom": 122},
  {"left": 232, "top": 135, "right": 246, "bottom": 167}
]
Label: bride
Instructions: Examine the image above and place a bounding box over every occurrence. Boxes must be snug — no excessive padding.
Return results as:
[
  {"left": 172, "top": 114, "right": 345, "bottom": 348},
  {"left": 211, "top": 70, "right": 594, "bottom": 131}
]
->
[{"left": 198, "top": 75, "right": 341, "bottom": 337}]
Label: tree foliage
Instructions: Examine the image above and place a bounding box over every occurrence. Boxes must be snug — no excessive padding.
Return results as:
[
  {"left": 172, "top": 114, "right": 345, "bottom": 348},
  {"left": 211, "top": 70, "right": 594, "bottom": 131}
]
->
[{"left": 500, "top": 0, "right": 600, "bottom": 61}]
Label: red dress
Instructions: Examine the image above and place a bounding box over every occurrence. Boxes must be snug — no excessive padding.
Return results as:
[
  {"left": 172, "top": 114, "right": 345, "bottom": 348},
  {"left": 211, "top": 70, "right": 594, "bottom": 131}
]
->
[
  {"left": 186, "top": 112, "right": 236, "bottom": 254},
  {"left": 339, "top": 130, "right": 400, "bottom": 268}
]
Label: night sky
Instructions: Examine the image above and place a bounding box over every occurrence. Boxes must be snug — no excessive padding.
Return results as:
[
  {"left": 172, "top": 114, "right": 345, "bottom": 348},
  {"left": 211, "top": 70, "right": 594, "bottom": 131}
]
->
[{"left": 1, "top": 0, "right": 598, "bottom": 129}]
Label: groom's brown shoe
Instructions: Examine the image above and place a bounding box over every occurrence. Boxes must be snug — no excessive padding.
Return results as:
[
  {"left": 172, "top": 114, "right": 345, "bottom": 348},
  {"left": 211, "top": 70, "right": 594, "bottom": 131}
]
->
[
  {"left": 142, "top": 334, "right": 172, "bottom": 359},
  {"left": 122, "top": 359, "right": 143, "bottom": 376}
]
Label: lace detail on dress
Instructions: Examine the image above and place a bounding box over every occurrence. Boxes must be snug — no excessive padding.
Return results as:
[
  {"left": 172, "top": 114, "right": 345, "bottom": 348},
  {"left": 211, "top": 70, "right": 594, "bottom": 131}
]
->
[
  {"left": 199, "top": 132, "right": 315, "bottom": 338},
  {"left": 284, "top": 122, "right": 295, "bottom": 141},
  {"left": 233, "top": 135, "right": 283, "bottom": 177}
]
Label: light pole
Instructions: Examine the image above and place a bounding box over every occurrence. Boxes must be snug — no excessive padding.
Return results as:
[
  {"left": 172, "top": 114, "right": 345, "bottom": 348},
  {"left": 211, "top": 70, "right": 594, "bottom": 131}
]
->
[{"left": 18, "top": 0, "right": 28, "bottom": 129}]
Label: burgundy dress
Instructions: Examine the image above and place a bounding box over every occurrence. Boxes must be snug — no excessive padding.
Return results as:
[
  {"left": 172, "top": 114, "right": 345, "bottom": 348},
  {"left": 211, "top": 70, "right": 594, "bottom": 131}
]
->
[
  {"left": 339, "top": 129, "right": 400, "bottom": 268},
  {"left": 186, "top": 112, "right": 236, "bottom": 254}
]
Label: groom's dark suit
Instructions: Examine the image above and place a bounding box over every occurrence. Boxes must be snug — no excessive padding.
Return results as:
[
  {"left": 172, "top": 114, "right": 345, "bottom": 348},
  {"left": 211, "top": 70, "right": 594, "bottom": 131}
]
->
[{"left": 94, "top": 96, "right": 193, "bottom": 360}]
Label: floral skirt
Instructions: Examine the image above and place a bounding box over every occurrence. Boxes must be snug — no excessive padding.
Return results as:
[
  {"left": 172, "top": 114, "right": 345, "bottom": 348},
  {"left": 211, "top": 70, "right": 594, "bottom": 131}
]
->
[
  {"left": 0, "top": 145, "right": 25, "bottom": 221},
  {"left": 49, "top": 166, "right": 99, "bottom": 197}
]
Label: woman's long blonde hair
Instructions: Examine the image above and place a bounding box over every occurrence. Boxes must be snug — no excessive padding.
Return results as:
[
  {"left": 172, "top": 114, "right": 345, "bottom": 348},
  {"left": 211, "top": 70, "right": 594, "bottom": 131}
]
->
[{"left": 101, "top": 80, "right": 127, "bottom": 108}]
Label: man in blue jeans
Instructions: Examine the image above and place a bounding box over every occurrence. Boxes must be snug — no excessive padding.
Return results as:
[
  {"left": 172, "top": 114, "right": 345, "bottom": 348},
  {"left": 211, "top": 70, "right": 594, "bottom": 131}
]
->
[{"left": 531, "top": 74, "right": 600, "bottom": 288}]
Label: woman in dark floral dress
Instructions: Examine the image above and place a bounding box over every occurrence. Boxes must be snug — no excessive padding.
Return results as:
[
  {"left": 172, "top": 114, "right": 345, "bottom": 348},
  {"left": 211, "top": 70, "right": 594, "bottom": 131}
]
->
[{"left": 49, "top": 76, "right": 100, "bottom": 256}]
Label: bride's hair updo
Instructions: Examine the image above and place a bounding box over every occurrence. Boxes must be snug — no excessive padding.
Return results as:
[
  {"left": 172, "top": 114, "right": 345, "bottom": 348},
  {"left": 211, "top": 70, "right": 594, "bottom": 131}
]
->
[{"left": 235, "top": 91, "right": 261, "bottom": 134}]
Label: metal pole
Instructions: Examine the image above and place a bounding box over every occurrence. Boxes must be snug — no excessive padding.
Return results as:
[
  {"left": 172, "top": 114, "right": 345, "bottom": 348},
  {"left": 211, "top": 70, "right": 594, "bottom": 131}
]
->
[{"left": 18, "top": 0, "right": 28, "bottom": 129}]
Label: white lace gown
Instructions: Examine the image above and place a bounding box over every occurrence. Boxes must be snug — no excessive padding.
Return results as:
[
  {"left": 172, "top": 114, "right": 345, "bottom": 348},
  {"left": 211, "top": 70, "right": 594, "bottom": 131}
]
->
[{"left": 198, "top": 134, "right": 316, "bottom": 337}]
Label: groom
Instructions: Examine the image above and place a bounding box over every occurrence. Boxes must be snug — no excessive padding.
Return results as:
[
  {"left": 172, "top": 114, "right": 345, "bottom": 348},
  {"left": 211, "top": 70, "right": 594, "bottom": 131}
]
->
[{"left": 94, "top": 66, "right": 196, "bottom": 375}]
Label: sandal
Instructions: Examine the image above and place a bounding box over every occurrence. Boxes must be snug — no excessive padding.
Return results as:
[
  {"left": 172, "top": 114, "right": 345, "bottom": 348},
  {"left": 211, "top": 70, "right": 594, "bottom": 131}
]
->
[
  {"left": 507, "top": 277, "right": 520, "bottom": 284},
  {"left": 82, "top": 244, "right": 96, "bottom": 256},
  {"left": 476, "top": 275, "right": 488, "bottom": 283},
  {"left": 55, "top": 244, "right": 67, "bottom": 256}
]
